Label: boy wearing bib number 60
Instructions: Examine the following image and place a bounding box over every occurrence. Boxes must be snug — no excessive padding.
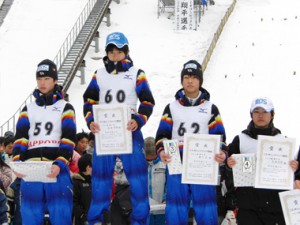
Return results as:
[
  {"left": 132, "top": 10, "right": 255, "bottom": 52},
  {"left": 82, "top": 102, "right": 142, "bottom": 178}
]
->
[
  {"left": 83, "top": 32, "right": 155, "bottom": 225},
  {"left": 155, "top": 60, "right": 227, "bottom": 225},
  {"left": 12, "top": 59, "right": 77, "bottom": 225}
]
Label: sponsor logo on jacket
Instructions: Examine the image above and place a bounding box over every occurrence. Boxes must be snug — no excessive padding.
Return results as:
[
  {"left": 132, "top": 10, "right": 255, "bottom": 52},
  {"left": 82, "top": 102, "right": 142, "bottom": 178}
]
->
[{"left": 28, "top": 139, "right": 61, "bottom": 147}]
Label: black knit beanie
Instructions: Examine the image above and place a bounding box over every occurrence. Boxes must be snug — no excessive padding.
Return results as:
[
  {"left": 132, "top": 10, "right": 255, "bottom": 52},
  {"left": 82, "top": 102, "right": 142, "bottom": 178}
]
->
[
  {"left": 36, "top": 59, "right": 58, "bottom": 80},
  {"left": 181, "top": 60, "right": 203, "bottom": 84}
]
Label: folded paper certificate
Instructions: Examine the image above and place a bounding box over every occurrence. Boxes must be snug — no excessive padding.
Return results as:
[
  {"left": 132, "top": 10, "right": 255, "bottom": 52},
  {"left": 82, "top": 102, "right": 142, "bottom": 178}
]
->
[
  {"left": 182, "top": 133, "right": 220, "bottom": 185},
  {"left": 255, "top": 135, "right": 295, "bottom": 190},
  {"left": 163, "top": 139, "right": 182, "bottom": 175},
  {"left": 232, "top": 153, "right": 256, "bottom": 187},
  {"left": 10, "top": 161, "right": 57, "bottom": 183},
  {"left": 93, "top": 104, "right": 132, "bottom": 155},
  {"left": 279, "top": 190, "right": 300, "bottom": 225}
]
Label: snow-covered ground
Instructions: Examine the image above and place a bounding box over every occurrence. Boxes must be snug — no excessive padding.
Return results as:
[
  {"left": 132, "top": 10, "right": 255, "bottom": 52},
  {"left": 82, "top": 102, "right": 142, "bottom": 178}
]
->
[{"left": 1, "top": 0, "right": 300, "bottom": 148}]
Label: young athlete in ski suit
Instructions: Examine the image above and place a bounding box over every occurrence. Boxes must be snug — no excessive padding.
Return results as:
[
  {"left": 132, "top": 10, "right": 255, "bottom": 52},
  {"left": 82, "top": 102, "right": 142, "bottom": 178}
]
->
[
  {"left": 12, "top": 59, "right": 76, "bottom": 225},
  {"left": 155, "top": 60, "right": 227, "bottom": 225},
  {"left": 83, "top": 32, "right": 155, "bottom": 225}
]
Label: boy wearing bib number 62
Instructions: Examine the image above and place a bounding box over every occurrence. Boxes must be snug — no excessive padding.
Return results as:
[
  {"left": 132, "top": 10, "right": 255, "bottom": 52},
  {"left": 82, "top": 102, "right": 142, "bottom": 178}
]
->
[
  {"left": 12, "top": 59, "right": 77, "bottom": 225},
  {"left": 155, "top": 60, "right": 227, "bottom": 225},
  {"left": 83, "top": 32, "right": 155, "bottom": 225}
]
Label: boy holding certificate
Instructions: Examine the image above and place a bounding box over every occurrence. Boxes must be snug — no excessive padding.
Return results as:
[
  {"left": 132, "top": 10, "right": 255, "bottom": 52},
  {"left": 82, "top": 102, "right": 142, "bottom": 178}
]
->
[
  {"left": 83, "top": 32, "right": 155, "bottom": 225},
  {"left": 226, "top": 97, "right": 299, "bottom": 225},
  {"left": 12, "top": 59, "right": 77, "bottom": 225},
  {"left": 155, "top": 60, "right": 227, "bottom": 225}
]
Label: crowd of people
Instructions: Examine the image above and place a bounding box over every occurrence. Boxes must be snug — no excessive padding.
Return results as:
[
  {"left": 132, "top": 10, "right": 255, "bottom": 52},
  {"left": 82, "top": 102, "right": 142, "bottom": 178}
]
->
[{"left": 0, "top": 31, "right": 300, "bottom": 225}]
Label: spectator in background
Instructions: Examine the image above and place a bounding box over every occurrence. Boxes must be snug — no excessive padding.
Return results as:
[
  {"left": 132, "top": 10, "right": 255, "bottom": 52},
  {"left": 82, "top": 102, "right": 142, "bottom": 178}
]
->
[
  {"left": 6, "top": 177, "right": 22, "bottom": 225},
  {"left": 72, "top": 154, "right": 92, "bottom": 225},
  {"left": 0, "top": 137, "right": 5, "bottom": 157},
  {"left": 4, "top": 131, "right": 14, "bottom": 139},
  {"left": 69, "top": 150, "right": 81, "bottom": 174},
  {"left": 75, "top": 132, "right": 89, "bottom": 156},
  {"left": 87, "top": 132, "right": 95, "bottom": 155},
  {"left": 0, "top": 156, "right": 12, "bottom": 193},
  {"left": 111, "top": 157, "right": 131, "bottom": 225},
  {"left": 3, "top": 136, "right": 15, "bottom": 163},
  {"left": 0, "top": 180, "right": 10, "bottom": 225},
  {"left": 144, "top": 136, "right": 167, "bottom": 225}
]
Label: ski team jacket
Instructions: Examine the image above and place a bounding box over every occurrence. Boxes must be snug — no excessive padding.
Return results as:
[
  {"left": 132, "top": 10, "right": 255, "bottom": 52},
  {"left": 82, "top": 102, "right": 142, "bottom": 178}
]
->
[
  {"left": 12, "top": 85, "right": 76, "bottom": 169},
  {"left": 83, "top": 57, "right": 155, "bottom": 131},
  {"left": 155, "top": 87, "right": 226, "bottom": 157},
  {"left": 227, "top": 121, "right": 290, "bottom": 213}
]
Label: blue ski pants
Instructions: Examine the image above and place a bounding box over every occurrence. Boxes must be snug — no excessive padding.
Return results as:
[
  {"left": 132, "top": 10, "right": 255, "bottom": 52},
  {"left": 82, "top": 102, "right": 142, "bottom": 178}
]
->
[
  {"left": 88, "top": 130, "right": 150, "bottom": 225},
  {"left": 165, "top": 172, "right": 218, "bottom": 225}
]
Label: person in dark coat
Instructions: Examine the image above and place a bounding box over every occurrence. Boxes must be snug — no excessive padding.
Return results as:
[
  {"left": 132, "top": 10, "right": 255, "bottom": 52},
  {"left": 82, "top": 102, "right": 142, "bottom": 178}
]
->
[
  {"left": 0, "top": 180, "right": 10, "bottom": 225},
  {"left": 226, "top": 97, "right": 299, "bottom": 225},
  {"left": 72, "top": 154, "right": 92, "bottom": 225}
]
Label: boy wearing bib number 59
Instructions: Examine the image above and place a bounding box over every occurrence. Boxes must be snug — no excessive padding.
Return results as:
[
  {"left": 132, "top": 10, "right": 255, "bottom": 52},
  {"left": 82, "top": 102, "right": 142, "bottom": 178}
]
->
[
  {"left": 155, "top": 60, "right": 227, "bottom": 225},
  {"left": 83, "top": 32, "right": 155, "bottom": 225},
  {"left": 12, "top": 59, "right": 77, "bottom": 225}
]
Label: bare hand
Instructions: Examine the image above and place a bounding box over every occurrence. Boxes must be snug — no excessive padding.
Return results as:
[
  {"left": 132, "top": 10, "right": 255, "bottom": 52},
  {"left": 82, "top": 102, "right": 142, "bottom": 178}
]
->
[
  {"left": 127, "top": 119, "right": 138, "bottom": 131},
  {"left": 14, "top": 170, "right": 26, "bottom": 179},
  {"left": 227, "top": 156, "right": 236, "bottom": 168},
  {"left": 290, "top": 160, "right": 299, "bottom": 172},
  {"left": 90, "top": 122, "right": 100, "bottom": 134},
  {"left": 215, "top": 151, "right": 226, "bottom": 163},
  {"left": 294, "top": 180, "right": 300, "bottom": 189},
  {"left": 47, "top": 164, "right": 61, "bottom": 178},
  {"left": 160, "top": 151, "right": 172, "bottom": 164}
]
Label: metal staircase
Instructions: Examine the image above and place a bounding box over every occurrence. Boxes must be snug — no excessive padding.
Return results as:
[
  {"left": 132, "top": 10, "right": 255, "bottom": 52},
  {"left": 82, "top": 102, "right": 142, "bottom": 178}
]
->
[
  {"left": 0, "top": 0, "right": 14, "bottom": 26},
  {"left": 55, "top": 0, "right": 112, "bottom": 92},
  {"left": 0, "top": 0, "right": 112, "bottom": 136}
]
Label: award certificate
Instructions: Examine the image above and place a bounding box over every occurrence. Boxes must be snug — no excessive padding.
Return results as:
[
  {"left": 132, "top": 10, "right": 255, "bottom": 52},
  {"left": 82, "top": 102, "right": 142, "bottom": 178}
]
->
[
  {"left": 279, "top": 190, "right": 300, "bottom": 225},
  {"left": 10, "top": 161, "right": 57, "bottom": 183},
  {"left": 255, "top": 135, "right": 295, "bottom": 190},
  {"left": 182, "top": 133, "right": 220, "bottom": 185},
  {"left": 232, "top": 153, "right": 256, "bottom": 187},
  {"left": 163, "top": 139, "right": 182, "bottom": 175},
  {"left": 93, "top": 104, "right": 132, "bottom": 155}
]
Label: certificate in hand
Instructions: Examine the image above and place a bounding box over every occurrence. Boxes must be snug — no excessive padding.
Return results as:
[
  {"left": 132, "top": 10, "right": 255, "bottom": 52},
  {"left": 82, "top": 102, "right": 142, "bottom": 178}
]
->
[
  {"left": 255, "top": 135, "right": 295, "bottom": 190},
  {"left": 163, "top": 139, "right": 182, "bottom": 175},
  {"left": 232, "top": 153, "right": 256, "bottom": 187},
  {"left": 182, "top": 133, "right": 220, "bottom": 185},
  {"left": 93, "top": 104, "right": 132, "bottom": 155},
  {"left": 10, "top": 161, "right": 57, "bottom": 183},
  {"left": 279, "top": 190, "right": 300, "bottom": 225}
]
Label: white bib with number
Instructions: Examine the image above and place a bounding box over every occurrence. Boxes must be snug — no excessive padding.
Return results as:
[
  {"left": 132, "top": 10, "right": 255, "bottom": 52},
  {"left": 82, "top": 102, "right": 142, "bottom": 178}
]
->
[
  {"left": 97, "top": 67, "right": 138, "bottom": 113},
  {"left": 27, "top": 100, "right": 66, "bottom": 149},
  {"left": 170, "top": 100, "right": 212, "bottom": 141}
]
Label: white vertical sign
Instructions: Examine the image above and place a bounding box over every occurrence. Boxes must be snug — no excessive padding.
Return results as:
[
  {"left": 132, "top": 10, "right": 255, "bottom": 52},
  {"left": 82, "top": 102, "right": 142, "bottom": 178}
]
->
[{"left": 175, "top": 0, "right": 194, "bottom": 30}]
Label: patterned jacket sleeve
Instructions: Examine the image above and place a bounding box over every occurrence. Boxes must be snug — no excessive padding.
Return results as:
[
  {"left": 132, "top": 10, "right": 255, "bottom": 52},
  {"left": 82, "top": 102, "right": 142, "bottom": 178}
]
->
[
  {"left": 12, "top": 106, "right": 30, "bottom": 162},
  {"left": 83, "top": 72, "right": 100, "bottom": 129},
  {"left": 0, "top": 188, "right": 10, "bottom": 224},
  {"left": 155, "top": 104, "right": 173, "bottom": 157},
  {"left": 0, "top": 167, "right": 12, "bottom": 192},
  {"left": 134, "top": 69, "right": 155, "bottom": 129},
  {"left": 55, "top": 103, "right": 76, "bottom": 167},
  {"left": 209, "top": 104, "right": 227, "bottom": 151}
]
